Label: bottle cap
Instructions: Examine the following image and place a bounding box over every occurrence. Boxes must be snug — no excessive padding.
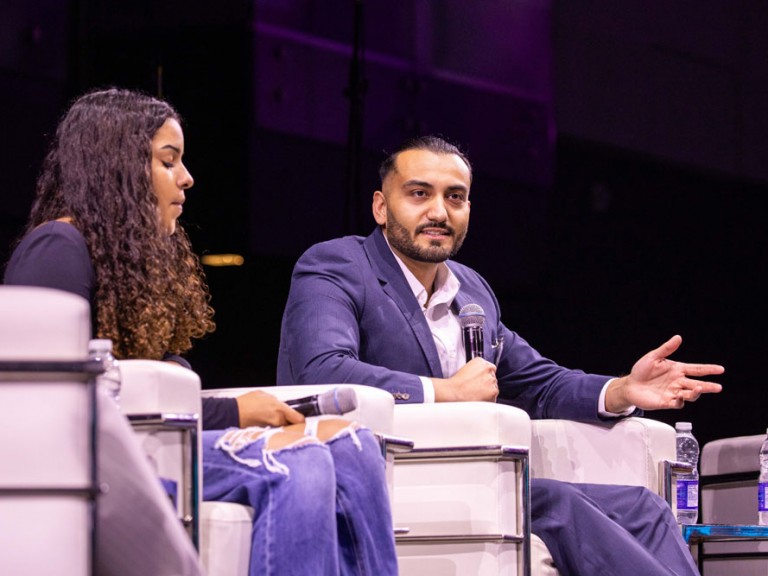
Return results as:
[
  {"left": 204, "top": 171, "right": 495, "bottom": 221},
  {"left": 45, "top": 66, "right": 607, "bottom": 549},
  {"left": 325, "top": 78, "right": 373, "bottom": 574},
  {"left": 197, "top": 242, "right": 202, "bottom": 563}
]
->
[
  {"left": 88, "top": 338, "right": 113, "bottom": 352},
  {"left": 675, "top": 422, "right": 692, "bottom": 431}
]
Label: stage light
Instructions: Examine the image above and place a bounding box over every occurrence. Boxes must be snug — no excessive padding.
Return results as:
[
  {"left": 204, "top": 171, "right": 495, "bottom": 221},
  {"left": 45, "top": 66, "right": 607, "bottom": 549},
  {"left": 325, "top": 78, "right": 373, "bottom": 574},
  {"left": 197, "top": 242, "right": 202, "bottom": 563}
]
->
[{"left": 201, "top": 254, "right": 245, "bottom": 267}]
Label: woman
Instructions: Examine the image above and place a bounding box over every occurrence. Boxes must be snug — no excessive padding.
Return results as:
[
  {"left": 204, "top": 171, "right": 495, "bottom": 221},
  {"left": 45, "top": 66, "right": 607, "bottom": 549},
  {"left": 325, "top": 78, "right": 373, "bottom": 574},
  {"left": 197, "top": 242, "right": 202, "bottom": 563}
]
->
[{"left": 4, "top": 88, "right": 397, "bottom": 576}]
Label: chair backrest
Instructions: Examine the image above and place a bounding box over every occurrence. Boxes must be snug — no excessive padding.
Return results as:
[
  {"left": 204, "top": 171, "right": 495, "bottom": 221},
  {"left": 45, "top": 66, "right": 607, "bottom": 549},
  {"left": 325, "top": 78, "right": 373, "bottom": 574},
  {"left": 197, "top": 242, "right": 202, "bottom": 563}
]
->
[
  {"left": 0, "top": 285, "right": 91, "bottom": 358},
  {"left": 0, "top": 286, "right": 92, "bottom": 575},
  {"left": 392, "top": 402, "right": 533, "bottom": 576},
  {"left": 701, "top": 434, "right": 763, "bottom": 525}
]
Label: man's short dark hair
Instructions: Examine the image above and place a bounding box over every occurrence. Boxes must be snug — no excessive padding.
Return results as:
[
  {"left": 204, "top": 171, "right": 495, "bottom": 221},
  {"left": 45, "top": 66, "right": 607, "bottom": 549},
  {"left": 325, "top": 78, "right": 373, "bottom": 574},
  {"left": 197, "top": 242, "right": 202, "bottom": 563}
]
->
[{"left": 378, "top": 135, "right": 472, "bottom": 185}]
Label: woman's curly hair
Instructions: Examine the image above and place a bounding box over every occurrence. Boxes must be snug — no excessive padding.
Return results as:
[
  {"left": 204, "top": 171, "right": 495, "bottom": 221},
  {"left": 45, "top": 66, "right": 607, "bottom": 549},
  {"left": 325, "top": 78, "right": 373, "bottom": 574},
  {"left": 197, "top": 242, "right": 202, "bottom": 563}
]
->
[{"left": 26, "top": 88, "right": 215, "bottom": 359}]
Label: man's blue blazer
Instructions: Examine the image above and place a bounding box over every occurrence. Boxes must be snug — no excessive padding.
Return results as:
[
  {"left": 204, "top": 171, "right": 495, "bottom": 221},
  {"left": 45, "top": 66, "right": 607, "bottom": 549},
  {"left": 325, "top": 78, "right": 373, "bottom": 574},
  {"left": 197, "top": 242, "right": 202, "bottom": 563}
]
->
[{"left": 278, "top": 227, "right": 613, "bottom": 422}]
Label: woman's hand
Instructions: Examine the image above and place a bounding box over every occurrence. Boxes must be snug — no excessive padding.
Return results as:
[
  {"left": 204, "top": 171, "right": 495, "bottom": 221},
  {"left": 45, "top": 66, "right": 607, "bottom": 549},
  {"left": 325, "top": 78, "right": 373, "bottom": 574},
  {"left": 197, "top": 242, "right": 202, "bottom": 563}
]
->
[{"left": 235, "top": 390, "right": 305, "bottom": 428}]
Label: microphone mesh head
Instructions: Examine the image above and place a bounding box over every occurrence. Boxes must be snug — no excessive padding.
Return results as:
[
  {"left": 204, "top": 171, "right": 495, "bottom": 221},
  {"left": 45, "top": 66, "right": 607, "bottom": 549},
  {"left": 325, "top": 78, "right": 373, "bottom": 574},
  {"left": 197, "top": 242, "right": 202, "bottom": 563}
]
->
[
  {"left": 317, "top": 387, "right": 358, "bottom": 415},
  {"left": 458, "top": 303, "right": 485, "bottom": 329}
]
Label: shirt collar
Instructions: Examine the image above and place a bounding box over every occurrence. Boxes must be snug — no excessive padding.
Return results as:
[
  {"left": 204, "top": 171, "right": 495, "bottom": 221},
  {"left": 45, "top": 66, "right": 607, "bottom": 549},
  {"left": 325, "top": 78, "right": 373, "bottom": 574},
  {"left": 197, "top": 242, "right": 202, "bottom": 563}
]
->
[{"left": 384, "top": 232, "right": 461, "bottom": 309}]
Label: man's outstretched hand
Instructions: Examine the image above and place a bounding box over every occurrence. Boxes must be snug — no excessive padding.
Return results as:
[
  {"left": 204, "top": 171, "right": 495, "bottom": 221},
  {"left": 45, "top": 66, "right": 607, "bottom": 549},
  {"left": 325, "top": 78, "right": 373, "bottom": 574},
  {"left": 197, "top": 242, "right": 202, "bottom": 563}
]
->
[{"left": 605, "top": 335, "right": 724, "bottom": 413}]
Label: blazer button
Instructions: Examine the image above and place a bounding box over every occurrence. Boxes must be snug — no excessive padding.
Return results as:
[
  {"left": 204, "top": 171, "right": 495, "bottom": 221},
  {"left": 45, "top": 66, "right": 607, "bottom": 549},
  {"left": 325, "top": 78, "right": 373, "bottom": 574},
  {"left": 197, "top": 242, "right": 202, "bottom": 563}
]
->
[{"left": 393, "top": 392, "right": 411, "bottom": 401}]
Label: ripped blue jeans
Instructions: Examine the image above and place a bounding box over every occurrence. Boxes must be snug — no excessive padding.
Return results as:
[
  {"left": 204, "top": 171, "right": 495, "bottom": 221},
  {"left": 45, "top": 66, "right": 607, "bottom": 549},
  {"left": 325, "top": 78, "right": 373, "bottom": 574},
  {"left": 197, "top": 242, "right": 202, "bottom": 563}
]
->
[{"left": 202, "top": 421, "right": 397, "bottom": 576}]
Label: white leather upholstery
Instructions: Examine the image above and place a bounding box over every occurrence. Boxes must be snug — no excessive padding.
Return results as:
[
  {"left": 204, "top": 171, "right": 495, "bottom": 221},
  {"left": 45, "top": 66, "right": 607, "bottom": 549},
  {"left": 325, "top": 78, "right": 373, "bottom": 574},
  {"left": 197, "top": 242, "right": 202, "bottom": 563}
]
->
[
  {"left": 121, "top": 360, "right": 203, "bottom": 415},
  {"left": 394, "top": 411, "right": 677, "bottom": 576},
  {"left": 200, "top": 502, "right": 254, "bottom": 576},
  {"left": 394, "top": 402, "right": 531, "bottom": 449},
  {"left": 0, "top": 286, "right": 92, "bottom": 576},
  {"left": 97, "top": 382, "right": 202, "bottom": 575},
  {"left": 120, "top": 360, "right": 203, "bottom": 531},
  {"left": 699, "top": 434, "right": 768, "bottom": 575},
  {"left": 0, "top": 286, "right": 91, "bottom": 360},
  {"left": 0, "top": 288, "right": 202, "bottom": 575},
  {"left": 393, "top": 402, "right": 531, "bottom": 576},
  {"left": 531, "top": 417, "right": 675, "bottom": 490},
  {"left": 701, "top": 434, "right": 764, "bottom": 480},
  {"left": 529, "top": 417, "right": 677, "bottom": 574}
]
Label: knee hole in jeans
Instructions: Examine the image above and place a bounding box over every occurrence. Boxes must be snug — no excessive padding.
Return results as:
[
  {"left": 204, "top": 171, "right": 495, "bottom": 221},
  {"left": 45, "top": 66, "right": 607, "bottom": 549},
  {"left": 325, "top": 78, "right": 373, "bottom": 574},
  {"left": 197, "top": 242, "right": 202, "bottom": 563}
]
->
[
  {"left": 265, "top": 430, "right": 316, "bottom": 450},
  {"left": 316, "top": 419, "right": 359, "bottom": 442}
]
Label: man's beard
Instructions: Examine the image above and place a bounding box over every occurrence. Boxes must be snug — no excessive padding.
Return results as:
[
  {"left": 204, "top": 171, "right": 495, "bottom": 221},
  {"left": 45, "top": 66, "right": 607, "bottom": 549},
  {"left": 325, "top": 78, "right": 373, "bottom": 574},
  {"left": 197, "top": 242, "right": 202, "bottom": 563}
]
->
[{"left": 386, "top": 212, "right": 467, "bottom": 263}]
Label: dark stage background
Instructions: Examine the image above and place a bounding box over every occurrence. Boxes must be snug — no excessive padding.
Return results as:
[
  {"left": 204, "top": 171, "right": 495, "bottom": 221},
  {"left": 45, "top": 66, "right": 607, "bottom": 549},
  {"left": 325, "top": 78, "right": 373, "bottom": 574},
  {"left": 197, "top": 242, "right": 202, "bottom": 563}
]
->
[{"left": 2, "top": 0, "right": 768, "bottom": 450}]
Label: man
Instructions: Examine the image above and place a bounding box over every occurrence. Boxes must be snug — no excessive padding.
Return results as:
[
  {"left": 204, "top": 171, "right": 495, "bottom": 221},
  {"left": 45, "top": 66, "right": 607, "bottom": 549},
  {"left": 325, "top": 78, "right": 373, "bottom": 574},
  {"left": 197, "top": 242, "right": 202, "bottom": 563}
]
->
[{"left": 277, "top": 135, "right": 723, "bottom": 575}]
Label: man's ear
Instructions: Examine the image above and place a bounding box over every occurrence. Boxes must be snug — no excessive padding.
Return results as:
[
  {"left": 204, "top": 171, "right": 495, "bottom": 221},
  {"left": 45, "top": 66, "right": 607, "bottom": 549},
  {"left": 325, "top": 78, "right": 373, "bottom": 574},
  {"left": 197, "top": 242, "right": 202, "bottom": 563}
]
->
[{"left": 372, "top": 190, "right": 387, "bottom": 226}]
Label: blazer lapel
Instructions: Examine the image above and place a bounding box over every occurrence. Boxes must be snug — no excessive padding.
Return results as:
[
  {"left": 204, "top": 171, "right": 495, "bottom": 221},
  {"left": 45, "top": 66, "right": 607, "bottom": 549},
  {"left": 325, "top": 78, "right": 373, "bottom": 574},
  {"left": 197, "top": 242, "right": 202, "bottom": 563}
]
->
[{"left": 364, "top": 229, "right": 444, "bottom": 377}]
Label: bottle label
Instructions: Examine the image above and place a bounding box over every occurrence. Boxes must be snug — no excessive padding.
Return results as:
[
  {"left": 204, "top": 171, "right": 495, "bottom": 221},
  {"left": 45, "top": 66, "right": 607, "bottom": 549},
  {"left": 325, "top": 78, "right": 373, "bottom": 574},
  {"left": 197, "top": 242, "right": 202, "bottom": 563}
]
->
[
  {"left": 759, "top": 482, "right": 768, "bottom": 512},
  {"left": 676, "top": 479, "right": 699, "bottom": 510}
]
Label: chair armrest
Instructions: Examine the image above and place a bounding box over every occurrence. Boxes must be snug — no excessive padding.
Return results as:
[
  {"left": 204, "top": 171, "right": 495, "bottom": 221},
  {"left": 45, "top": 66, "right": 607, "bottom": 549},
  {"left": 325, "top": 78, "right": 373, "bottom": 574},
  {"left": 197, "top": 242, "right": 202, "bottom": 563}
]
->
[
  {"left": 390, "top": 401, "right": 533, "bottom": 575},
  {"left": 393, "top": 402, "right": 531, "bottom": 449},
  {"left": 202, "top": 384, "right": 395, "bottom": 436},
  {"left": 120, "top": 360, "right": 202, "bottom": 416},
  {"left": 119, "top": 360, "right": 203, "bottom": 546},
  {"left": 530, "top": 417, "right": 675, "bottom": 494}
]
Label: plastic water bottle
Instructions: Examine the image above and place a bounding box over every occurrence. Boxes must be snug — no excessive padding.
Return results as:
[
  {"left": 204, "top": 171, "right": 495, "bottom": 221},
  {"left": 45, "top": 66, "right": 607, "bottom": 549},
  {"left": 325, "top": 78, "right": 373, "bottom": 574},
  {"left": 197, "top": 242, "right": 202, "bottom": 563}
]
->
[
  {"left": 88, "top": 338, "right": 121, "bottom": 406},
  {"left": 675, "top": 422, "right": 699, "bottom": 524},
  {"left": 759, "top": 429, "right": 768, "bottom": 525}
]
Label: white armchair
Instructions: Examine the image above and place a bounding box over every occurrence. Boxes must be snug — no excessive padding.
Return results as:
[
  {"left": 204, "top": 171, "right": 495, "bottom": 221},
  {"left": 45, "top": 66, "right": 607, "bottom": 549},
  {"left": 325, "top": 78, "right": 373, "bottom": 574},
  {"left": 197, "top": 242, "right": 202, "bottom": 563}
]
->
[
  {"left": 531, "top": 417, "right": 676, "bottom": 489},
  {"left": 393, "top": 410, "right": 679, "bottom": 576},
  {"left": 392, "top": 402, "right": 532, "bottom": 576},
  {"left": 197, "top": 388, "right": 531, "bottom": 576},
  {"left": 0, "top": 286, "right": 93, "bottom": 576},
  {"left": 695, "top": 434, "right": 768, "bottom": 575},
  {"left": 0, "top": 286, "right": 201, "bottom": 576},
  {"left": 529, "top": 417, "right": 679, "bottom": 574},
  {"left": 195, "top": 383, "right": 681, "bottom": 576},
  {"left": 119, "top": 359, "right": 203, "bottom": 546},
  {"left": 196, "top": 389, "right": 533, "bottom": 576}
]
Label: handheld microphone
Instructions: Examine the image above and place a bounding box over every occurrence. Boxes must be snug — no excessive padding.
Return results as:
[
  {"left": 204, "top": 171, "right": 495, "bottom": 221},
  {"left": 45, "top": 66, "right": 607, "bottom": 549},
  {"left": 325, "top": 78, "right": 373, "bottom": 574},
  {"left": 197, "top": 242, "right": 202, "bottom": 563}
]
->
[
  {"left": 459, "top": 303, "right": 485, "bottom": 362},
  {"left": 285, "top": 387, "right": 358, "bottom": 417}
]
